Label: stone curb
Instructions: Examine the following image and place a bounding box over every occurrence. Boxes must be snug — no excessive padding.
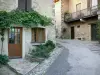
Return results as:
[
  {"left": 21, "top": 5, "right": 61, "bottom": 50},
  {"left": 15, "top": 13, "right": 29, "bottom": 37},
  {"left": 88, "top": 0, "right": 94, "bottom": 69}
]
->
[{"left": 7, "top": 64, "right": 22, "bottom": 75}]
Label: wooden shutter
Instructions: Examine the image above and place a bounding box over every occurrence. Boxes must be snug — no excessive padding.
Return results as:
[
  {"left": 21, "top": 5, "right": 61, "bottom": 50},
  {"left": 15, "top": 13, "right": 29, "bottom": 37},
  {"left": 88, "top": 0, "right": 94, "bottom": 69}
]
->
[
  {"left": 27, "top": 0, "right": 32, "bottom": 11},
  {"left": 18, "top": 0, "right": 25, "bottom": 10},
  {"left": 42, "top": 28, "right": 45, "bottom": 42},
  {"left": 18, "top": 0, "right": 31, "bottom": 11},
  {"left": 36, "top": 28, "right": 39, "bottom": 42},
  {"left": 36, "top": 28, "right": 45, "bottom": 43},
  {"left": 37, "top": 28, "right": 45, "bottom": 43},
  {"left": 32, "top": 28, "right": 45, "bottom": 43},
  {"left": 32, "top": 29, "right": 35, "bottom": 42}
]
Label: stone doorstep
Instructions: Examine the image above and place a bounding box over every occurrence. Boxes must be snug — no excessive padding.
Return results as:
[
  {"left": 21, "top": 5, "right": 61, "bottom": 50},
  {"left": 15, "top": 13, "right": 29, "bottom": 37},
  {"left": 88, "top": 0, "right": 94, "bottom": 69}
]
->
[
  {"left": 7, "top": 59, "right": 39, "bottom": 75},
  {"left": 7, "top": 64, "right": 21, "bottom": 75}
]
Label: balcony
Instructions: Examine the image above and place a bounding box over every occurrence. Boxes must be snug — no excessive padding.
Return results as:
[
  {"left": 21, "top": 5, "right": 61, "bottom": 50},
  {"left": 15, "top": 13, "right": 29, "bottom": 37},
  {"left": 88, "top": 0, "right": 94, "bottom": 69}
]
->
[{"left": 64, "top": 5, "right": 98, "bottom": 23}]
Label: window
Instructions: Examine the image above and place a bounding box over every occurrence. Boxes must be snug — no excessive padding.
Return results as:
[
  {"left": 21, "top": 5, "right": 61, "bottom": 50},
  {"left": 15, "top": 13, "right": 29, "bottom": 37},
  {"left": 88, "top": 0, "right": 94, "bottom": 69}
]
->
[
  {"left": 76, "top": 3, "right": 81, "bottom": 11},
  {"left": 18, "top": 0, "right": 31, "bottom": 11},
  {"left": 9, "top": 27, "right": 21, "bottom": 44},
  {"left": 32, "top": 28, "right": 45, "bottom": 43},
  {"left": 77, "top": 25, "right": 80, "bottom": 28}
]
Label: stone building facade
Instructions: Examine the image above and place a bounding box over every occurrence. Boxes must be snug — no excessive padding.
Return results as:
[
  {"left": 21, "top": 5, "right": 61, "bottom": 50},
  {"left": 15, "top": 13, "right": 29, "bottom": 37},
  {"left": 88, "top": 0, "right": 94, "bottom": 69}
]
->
[
  {"left": 60, "top": 0, "right": 99, "bottom": 41},
  {"left": 0, "top": 0, "right": 56, "bottom": 58}
]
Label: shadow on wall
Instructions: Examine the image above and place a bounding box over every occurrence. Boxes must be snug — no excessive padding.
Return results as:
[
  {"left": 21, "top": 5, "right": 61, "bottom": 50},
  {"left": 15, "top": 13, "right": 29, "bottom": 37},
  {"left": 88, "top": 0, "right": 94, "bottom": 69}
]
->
[{"left": 61, "top": 28, "right": 71, "bottom": 39}]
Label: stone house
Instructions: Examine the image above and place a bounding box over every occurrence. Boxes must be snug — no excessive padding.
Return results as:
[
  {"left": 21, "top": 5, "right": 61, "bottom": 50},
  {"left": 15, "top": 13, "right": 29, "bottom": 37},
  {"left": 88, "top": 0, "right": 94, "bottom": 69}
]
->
[
  {"left": 56, "top": 0, "right": 100, "bottom": 40},
  {"left": 0, "top": 0, "right": 56, "bottom": 58}
]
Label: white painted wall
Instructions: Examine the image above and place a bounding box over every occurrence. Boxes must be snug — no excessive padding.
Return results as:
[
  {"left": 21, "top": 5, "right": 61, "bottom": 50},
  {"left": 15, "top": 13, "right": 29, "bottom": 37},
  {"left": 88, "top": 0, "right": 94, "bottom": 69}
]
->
[
  {"left": 55, "top": 0, "right": 61, "bottom": 38},
  {"left": 32, "top": 0, "right": 54, "bottom": 18},
  {"left": 0, "top": 30, "right": 8, "bottom": 55},
  {"left": 0, "top": 0, "right": 18, "bottom": 55},
  {"left": 0, "top": 0, "right": 18, "bottom": 11}
]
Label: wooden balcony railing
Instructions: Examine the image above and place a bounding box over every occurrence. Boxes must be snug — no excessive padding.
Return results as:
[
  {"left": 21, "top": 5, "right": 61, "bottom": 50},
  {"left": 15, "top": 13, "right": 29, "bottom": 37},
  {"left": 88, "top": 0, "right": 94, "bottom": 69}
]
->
[{"left": 64, "top": 5, "right": 98, "bottom": 22}]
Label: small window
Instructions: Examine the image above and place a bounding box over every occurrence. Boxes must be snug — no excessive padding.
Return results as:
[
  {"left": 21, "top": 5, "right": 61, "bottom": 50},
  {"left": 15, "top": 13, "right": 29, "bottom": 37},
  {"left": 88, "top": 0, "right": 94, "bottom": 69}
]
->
[
  {"left": 76, "top": 3, "right": 81, "bottom": 11},
  {"left": 32, "top": 28, "right": 45, "bottom": 43},
  {"left": 9, "top": 27, "right": 21, "bottom": 44},
  {"left": 18, "top": 0, "right": 31, "bottom": 11},
  {"left": 77, "top": 25, "right": 80, "bottom": 28},
  {"left": 18, "top": 0, "right": 25, "bottom": 10}
]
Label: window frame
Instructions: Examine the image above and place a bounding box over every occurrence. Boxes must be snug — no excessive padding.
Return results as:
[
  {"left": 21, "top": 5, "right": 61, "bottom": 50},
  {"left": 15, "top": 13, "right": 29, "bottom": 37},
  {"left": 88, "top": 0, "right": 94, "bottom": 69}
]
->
[
  {"left": 76, "top": 3, "right": 81, "bottom": 12},
  {"left": 18, "top": 0, "right": 31, "bottom": 11},
  {"left": 31, "top": 28, "right": 46, "bottom": 43}
]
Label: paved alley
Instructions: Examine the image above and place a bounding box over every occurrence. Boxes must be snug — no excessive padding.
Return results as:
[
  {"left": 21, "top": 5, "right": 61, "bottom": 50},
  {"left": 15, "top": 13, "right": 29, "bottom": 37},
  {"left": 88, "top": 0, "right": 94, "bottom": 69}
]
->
[{"left": 45, "top": 40, "right": 100, "bottom": 75}]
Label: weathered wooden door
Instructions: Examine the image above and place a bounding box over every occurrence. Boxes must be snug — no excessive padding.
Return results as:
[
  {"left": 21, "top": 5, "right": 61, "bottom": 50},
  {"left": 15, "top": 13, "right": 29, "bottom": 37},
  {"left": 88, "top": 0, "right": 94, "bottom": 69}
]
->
[
  {"left": 71, "top": 27, "right": 75, "bottom": 39},
  {"left": 8, "top": 27, "right": 22, "bottom": 58},
  {"left": 91, "top": 24, "right": 98, "bottom": 41}
]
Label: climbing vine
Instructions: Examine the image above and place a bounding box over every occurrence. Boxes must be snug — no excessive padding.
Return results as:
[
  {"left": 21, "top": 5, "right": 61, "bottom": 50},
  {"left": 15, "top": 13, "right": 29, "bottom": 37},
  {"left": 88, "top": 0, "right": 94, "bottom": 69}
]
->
[
  {"left": 0, "top": 10, "right": 52, "bottom": 28},
  {"left": 9, "top": 10, "right": 52, "bottom": 27},
  {"left": 0, "top": 10, "right": 52, "bottom": 54}
]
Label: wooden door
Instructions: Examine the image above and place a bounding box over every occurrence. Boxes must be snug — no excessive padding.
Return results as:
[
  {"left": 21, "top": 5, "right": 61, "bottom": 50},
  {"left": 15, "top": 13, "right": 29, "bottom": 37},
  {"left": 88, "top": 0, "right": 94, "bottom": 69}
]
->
[
  {"left": 91, "top": 24, "right": 98, "bottom": 41},
  {"left": 71, "top": 27, "right": 75, "bottom": 39},
  {"left": 8, "top": 27, "right": 22, "bottom": 58}
]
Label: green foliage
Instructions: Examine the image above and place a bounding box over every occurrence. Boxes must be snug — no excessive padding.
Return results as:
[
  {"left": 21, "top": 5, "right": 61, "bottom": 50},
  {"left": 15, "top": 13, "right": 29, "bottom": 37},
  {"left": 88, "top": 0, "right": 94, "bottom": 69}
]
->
[
  {"left": 0, "top": 10, "right": 52, "bottom": 28},
  {"left": 9, "top": 10, "right": 52, "bottom": 27},
  {"left": 0, "top": 11, "right": 11, "bottom": 28},
  {"left": 0, "top": 10, "right": 52, "bottom": 54},
  {"left": 0, "top": 54, "right": 9, "bottom": 65},
  {"left": 44, "top": 40, "right": 55, "bottom": 50},
  {"left": 30, "top": 40, "right": 55, "bottom": 58}
]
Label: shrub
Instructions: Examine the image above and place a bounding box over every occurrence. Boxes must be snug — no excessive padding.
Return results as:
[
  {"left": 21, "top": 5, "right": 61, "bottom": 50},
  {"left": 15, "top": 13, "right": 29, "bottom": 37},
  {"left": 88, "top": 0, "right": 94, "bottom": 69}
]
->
[
  {"left": 30, "top": 40, "right": 55, "bottom": 59},
  {"left": 45, "top": 40, "right": 55, "bottom": 50},
  {"left": 0, "top": 54, "right": 9, "bottom": 65}
]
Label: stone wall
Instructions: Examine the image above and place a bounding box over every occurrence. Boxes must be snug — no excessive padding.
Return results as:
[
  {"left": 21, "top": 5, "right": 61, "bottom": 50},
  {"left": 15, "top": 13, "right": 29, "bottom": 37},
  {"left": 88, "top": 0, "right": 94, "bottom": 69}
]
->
[
  {"left": 0, "top": 0, "right": 18, "bottom": 11},
  {"left": 32, "top": 0, "right": 56, "bottom": 43},
  {"left": 69, "top": 18, "right": 98, "bottom": 41},
  {"left": 55, "top": 0, "right": 61, "bottom": 38},
  {"left": 61, "top": 0, "right": 70, "bottom": 39},
  {"left": 73, "top": 23, "right": 91, "bottom": 41}
]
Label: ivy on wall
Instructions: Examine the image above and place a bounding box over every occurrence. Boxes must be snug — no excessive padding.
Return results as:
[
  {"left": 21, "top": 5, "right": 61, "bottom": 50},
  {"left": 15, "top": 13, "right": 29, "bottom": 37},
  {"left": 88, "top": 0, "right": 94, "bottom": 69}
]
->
[
  {"left": 0, "top": 10, "right": 53, "bottom": 55},
  {"left": 0, "top": 10, "right": 52, "bottom": 28}
]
